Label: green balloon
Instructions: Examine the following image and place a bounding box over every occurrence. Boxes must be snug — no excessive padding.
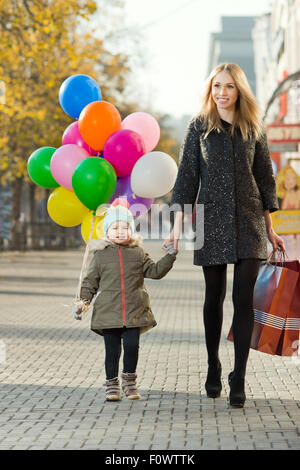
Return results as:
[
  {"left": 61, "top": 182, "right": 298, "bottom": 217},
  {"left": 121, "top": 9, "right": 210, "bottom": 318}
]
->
[
  {"left": 27, "top": 147, "right": 59, "bottom": 188},
  {"left": 72, "top": 157, "right": 117, "bottom": 210}
]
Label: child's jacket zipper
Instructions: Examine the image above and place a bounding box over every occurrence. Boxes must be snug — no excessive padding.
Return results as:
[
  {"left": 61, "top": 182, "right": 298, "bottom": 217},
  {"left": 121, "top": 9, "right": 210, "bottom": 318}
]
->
[{"left": 118, "top": 246, "right": 126, "bottom": 326}]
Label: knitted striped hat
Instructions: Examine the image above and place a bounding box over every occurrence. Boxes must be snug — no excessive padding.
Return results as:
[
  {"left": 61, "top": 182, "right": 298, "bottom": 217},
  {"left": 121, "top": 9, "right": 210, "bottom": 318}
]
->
[{"left": 103, "top": 205, "right": 135, "bottom": 235}]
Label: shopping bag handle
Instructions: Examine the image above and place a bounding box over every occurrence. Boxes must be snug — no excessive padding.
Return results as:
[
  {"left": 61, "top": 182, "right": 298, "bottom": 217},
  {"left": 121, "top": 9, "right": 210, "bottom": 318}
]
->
[{"left": 267, "top": 249, "right": 289, "bottom": 265}]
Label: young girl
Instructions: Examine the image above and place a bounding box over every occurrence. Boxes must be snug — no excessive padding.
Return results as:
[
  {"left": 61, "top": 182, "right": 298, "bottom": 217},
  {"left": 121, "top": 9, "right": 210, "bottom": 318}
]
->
[{"left": 73, "top": 205, "right": 177, "bottom": 401}]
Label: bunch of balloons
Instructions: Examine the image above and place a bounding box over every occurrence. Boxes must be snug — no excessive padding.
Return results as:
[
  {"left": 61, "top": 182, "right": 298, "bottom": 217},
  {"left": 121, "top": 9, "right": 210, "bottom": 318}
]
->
[{"left": 27, "top": 74, "right": 178, "bottom": 243}]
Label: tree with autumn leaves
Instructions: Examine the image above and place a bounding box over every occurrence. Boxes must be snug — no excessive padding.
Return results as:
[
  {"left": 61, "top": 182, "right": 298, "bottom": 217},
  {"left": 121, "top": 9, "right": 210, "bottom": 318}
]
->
[{"left": 0, "top": 0, "right": 179, "bottom": 249}]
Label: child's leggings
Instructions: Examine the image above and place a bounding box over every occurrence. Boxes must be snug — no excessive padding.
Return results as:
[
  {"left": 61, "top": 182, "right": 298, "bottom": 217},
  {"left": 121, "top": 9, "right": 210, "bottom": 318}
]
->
[{"left": 103, "top": 327, "right": 140, "bottom": 380}]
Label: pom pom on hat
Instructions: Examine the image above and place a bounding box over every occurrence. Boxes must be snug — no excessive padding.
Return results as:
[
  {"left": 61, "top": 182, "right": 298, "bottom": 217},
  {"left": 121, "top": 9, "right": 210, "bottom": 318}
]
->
[
  {"left": 111, "top": 197, "right": 130, "bottom": 208},
  {"left": 104, "top": 205, "right": 135, "bottom": 235}
]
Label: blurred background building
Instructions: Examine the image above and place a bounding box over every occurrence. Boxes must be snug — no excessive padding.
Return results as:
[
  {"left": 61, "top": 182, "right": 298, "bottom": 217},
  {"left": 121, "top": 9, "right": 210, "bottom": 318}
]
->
[
  {"left": 207, "top": 16, "right": 257, "bottom": 94},
  {"left": 252, "top": 0, "right": 300, "bottom": 258},
  {"left": 252, "top": 0, "right": 300, "bottom": 172}
]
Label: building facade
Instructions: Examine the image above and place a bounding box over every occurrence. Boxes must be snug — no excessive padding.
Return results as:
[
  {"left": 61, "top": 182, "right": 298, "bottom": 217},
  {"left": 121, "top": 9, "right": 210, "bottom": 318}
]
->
[
  {"left": 207, "top": 16, "right": 256, "bottom": 94},
  {"left": 252, "top": 0, "right": 300, "bottom": 258},
  {"left": 252, "top": 0, "right": 300, "bottom": 170}
]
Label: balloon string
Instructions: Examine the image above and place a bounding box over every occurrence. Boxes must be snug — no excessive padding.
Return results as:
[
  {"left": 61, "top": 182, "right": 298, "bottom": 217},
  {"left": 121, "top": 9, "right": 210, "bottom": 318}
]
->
[{"left": 75, "top": 213, "right": 96, "bottom": 301}]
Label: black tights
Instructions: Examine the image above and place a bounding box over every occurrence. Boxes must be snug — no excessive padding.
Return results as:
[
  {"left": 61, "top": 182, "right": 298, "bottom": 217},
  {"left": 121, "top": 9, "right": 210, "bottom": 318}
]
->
[
  {"left": 103, "top": 327, "right": 140, "bottom": 380},
  {"left": 202, "top": 259, "right": 261, "bottom": 378}
]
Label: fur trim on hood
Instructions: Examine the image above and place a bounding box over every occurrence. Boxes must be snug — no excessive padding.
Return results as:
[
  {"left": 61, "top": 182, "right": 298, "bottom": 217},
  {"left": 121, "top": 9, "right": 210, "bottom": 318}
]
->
[{"left": 88, "top": 234, "right": 143, "bottom": 251}]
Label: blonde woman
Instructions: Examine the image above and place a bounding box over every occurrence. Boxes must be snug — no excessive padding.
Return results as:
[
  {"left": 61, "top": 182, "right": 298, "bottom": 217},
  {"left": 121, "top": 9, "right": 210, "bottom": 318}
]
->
[
  {"left": 163, "top": 63, "right": 284, "bottom": 408},
  {"left": 276, "top": 165, "right": 300, "bottom": 210}
]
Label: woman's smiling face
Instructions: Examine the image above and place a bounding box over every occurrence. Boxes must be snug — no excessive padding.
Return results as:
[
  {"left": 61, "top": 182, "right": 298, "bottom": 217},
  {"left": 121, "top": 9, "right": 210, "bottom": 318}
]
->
[{"left": 211, "top": 70, "right": 239, "bottom": 114}]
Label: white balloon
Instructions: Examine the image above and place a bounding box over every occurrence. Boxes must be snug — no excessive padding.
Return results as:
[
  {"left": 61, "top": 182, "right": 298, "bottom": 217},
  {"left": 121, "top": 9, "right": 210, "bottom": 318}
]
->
[{"left": 131, "top": 151, "right": 178, "bottom": 198}]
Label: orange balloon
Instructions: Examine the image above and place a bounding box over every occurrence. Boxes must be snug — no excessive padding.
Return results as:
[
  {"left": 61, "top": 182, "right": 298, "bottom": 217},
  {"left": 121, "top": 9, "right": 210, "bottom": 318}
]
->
[{"left": 78, "top": 101, "right": 121, "bottom": 151}]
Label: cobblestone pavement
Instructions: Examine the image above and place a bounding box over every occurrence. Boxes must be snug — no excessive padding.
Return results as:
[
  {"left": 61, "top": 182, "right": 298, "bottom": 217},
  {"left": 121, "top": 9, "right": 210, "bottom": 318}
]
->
[{"left": 0, "top": 240, "right": 299, "bottom": 450}]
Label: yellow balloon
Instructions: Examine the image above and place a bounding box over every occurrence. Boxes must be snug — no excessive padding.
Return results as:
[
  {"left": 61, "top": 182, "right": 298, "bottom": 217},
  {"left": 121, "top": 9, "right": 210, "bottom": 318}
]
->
[
  {"left": 47, "top": 187, "right": 89, "bottom": 227},
  {"left": 81, "top": 210, "right": 106, "bottom": 243}
]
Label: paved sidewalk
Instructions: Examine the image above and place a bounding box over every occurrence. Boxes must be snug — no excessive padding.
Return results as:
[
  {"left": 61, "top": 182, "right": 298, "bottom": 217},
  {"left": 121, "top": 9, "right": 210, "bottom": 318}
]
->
[{"left": 0, "top": 240, "right": 299, "bottom": 450}]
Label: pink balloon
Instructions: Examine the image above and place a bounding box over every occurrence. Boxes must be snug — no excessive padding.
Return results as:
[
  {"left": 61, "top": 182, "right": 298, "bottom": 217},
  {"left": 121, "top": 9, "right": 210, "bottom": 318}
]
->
[
  {"left": 62, "top": 121, "right": 97, "bottom": 156},
  {"left": 103, "top": 129, "right": 145, "bottom": 177},
  {"left": 122, "top": 112, "right": 160, "bottom": 153},
  {"left": 50, "top": 144, "right": 89, "bottom": 190}
]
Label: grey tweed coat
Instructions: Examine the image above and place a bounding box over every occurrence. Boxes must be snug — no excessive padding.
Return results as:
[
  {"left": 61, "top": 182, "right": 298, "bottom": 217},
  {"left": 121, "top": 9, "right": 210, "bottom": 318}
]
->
[{"left": 170, "top": 118, "right": 279, "bottom": 266}]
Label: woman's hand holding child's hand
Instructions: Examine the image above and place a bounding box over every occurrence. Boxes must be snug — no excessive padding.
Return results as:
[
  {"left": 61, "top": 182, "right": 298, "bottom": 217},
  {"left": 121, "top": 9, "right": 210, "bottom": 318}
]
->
[{"left": 164, "top": 241, "right": 178, "bottom": 255}]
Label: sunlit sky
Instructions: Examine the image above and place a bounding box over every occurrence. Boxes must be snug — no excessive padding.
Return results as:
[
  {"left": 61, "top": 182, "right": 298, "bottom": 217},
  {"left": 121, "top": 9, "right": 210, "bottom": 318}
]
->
[{"left": 120, "top": 0, "right": 273, "bottom": 118}]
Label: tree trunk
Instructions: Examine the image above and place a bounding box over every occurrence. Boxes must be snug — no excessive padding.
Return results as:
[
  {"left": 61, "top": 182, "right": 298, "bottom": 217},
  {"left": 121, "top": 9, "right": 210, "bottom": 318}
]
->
[
  {"left": 28, "top": 182, "right": 40, "bottom": 249},
  {"left": 9, "top": 177, "right": 25, "bottom": 250}
]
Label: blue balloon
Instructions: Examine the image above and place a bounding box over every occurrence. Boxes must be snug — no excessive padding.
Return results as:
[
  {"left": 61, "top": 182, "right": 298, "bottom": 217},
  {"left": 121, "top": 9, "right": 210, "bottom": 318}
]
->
[{"left": 59, "top": 74, "right": 102, "bottom": 119}]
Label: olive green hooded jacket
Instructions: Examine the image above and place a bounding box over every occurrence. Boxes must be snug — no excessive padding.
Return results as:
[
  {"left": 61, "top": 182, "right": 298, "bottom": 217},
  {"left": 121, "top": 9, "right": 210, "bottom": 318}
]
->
[{"left": 80, "top": 238, "right": 176, "bottom": 335}]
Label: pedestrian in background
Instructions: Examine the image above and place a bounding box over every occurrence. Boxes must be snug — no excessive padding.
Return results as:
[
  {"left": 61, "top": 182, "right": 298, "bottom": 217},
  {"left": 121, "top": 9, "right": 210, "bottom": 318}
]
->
[
  {"left": 73, "top": 205, "right": 177, "bottom": 401},
  {"left": 163, "top": 63, "right": 285, "bottom": 408}
]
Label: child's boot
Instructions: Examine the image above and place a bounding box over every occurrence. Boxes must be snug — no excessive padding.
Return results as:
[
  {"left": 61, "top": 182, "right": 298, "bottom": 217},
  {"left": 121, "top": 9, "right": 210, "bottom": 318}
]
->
[
  {"left": 121, "top": 372, "right": 141, "bottom": 400},
  {"left": 105, "top": 377, "right": 121, "bottom": 401}
]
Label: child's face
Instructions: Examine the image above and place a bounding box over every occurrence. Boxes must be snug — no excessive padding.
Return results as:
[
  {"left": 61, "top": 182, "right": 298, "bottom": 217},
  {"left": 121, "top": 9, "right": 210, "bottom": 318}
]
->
[
  {"left": 284, "top": 171, "right": 297, "bottom": 190},
  {"left": 107, "top": 221, "right": 131, "bottom": 244}
]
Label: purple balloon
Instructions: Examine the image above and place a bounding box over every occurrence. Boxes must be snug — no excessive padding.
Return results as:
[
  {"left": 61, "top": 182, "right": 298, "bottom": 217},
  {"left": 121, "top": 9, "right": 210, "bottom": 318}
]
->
[
  {"left": 62, "top": 121, "right": 97, "bottom": 156},
  {"left": 103, "top": 129, "right": 145, "bottom": 177},
  {"left": 109, "top": 175, "right": 154, "bottom": 217},
  {"left": 110, "top": 175, "right": 131, "bottom": 200}
]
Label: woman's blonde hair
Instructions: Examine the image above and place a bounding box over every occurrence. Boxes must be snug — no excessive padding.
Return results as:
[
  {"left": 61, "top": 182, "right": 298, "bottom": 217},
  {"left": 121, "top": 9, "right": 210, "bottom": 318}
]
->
[
  {"left": 197, "top": 63, "right": 263, "bottom": 141},
  {"left": 275, "top": 165, "right": 300, "bottom": 199}
]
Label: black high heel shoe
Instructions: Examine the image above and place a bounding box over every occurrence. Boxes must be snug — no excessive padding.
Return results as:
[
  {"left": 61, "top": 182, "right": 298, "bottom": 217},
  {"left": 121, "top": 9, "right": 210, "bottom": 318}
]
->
[
  {"left": 228, "top": 372, "right": 246, "bottom": 408},
  {"left": 205, "top": 361, "right": 222, "bottom": 398}
]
